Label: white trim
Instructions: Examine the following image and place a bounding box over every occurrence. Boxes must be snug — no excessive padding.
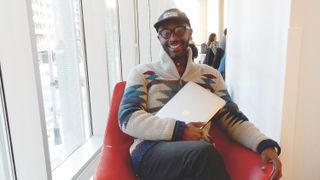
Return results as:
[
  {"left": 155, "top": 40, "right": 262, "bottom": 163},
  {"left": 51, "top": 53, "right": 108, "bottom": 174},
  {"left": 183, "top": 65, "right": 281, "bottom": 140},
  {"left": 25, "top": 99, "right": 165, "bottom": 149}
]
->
[
  {"left": 137, "top": 0, "right": 152, "bottom": 64},
  {"left": 82, "top": 0, "right": 111, "bottom": 136},
  {"left": 118, "top": 0, "right": 139, "bottom": 80},
  {"left": 75, "top": 146, "right": 101, "bottom": 180},
  {"left": 52, "top": 136, "right": 102, "bottom": 180},
  {"left": 0, "top": 0, "right": 52, "bottom": 178},
  {"left": 0, "top": 65, "right": 16, "bottom": 180}
]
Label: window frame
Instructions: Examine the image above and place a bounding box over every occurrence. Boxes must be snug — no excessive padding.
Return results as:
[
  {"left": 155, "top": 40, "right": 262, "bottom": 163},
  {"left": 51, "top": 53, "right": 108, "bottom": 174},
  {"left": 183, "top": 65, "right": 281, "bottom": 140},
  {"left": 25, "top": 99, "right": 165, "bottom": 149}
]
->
[
  {"left": 0, "top": 64, "right": 17, "bottom": 180},
  {"left": 0, "top": 0, "right": 111, "bottom": 179}
]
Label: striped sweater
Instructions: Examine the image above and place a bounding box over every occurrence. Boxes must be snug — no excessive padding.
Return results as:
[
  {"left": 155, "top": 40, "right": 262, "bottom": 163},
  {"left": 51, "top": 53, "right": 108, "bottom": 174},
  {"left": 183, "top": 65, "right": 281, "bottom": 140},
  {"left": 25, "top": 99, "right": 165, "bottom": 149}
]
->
[{"left": 118, "top": 47, "right": 280, "bottom": 172}]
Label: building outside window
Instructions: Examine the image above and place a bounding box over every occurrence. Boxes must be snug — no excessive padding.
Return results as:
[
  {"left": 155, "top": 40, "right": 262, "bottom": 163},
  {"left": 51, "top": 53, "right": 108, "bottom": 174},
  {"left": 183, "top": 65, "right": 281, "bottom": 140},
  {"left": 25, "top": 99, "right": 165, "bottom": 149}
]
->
[{"left": 31, "top": 0, "right": 91, "bottom": 170}]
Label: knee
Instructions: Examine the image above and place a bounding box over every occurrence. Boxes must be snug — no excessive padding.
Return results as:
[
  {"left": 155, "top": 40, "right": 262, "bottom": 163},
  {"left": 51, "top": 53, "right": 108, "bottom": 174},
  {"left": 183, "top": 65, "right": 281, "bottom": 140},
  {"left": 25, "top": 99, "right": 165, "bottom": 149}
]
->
[
  {"left": 195, "top": 141, "right": 216, "bottom": 154},
  {"left": 196, "top": 142, "right": 224, "bottom": 164}
]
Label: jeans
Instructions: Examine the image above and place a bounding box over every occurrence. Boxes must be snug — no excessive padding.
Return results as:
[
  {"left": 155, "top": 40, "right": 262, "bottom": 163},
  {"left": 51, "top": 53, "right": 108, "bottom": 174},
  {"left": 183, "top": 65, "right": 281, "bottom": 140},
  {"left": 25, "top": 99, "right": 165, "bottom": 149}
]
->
[{"left": 137, "top": 141, "right": 231, "bottom": 180}]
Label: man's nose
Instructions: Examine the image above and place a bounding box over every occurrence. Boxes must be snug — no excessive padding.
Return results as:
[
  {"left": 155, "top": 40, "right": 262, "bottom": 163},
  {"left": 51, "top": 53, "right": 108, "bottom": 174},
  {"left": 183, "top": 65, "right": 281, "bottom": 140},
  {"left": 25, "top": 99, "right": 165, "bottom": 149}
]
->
[{"left": 169, "top": 31, "right": 180, "bottom": 40}]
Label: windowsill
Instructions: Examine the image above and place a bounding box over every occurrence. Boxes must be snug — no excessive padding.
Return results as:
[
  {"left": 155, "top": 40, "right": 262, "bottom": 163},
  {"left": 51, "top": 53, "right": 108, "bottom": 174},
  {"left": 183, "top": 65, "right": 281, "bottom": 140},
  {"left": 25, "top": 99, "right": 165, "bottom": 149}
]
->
[{"left": 52, "top": 135, "right": 103, "bottom": 180}]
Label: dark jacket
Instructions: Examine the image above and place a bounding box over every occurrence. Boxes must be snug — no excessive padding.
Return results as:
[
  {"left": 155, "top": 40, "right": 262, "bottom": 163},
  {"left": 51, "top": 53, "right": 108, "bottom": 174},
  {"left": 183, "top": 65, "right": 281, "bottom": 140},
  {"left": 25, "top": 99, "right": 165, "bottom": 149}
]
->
[{"left": 203, "top": 47, "right": 225, "bottom": 69}]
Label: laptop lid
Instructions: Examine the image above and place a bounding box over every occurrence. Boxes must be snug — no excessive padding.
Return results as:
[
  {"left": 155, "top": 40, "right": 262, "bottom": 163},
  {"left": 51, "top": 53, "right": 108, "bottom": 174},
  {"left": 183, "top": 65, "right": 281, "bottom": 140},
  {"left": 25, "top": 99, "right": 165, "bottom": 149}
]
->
[{"left": 155, "top": 81, "right": 226, "bottom": 124}]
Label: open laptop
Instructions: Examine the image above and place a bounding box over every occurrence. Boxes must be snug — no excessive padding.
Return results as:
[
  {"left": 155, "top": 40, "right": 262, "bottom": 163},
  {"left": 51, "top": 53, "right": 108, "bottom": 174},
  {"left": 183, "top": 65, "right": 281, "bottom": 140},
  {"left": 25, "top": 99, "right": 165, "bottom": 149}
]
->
[{"left": 156, "top": 81, "right": 226, "bottom": 124}]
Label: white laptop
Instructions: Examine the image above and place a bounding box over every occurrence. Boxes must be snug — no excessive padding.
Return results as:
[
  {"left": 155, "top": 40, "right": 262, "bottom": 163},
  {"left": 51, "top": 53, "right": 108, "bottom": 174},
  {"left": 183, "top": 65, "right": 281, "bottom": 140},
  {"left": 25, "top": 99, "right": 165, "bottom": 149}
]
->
[{"left": 156, "top": 81, "right": 226, "bottom": 124}]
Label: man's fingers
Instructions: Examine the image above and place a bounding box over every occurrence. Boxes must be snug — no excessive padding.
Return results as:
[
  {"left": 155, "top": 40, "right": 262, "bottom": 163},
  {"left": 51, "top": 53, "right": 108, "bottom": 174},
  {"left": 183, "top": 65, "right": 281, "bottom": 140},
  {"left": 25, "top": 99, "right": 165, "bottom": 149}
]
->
[
  {"left": 270, "top": 167, "right": 281, "bottom": 180},
  {"left": 190, "top": 121, "right": 205, "bottom": 127},
  {"left": 260, "top": 157, "right": 269, "bottom": 170},
  {"left": 269, "top": 158, "right": 282, "bottom": 180}
]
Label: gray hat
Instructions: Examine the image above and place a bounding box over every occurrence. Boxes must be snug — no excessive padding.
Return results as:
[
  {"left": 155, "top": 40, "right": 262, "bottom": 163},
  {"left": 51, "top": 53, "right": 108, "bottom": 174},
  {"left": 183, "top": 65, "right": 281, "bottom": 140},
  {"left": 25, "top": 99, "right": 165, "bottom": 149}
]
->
[{"left": 154, "top": 8, "right": 190, "bottom": 31}]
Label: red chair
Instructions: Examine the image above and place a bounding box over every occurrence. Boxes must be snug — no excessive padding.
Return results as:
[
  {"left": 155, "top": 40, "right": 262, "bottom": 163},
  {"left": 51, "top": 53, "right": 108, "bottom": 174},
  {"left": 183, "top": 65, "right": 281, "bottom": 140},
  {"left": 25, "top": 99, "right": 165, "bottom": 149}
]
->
[{"left": 95, "top": 81, "right": 273, "bottom": 180}]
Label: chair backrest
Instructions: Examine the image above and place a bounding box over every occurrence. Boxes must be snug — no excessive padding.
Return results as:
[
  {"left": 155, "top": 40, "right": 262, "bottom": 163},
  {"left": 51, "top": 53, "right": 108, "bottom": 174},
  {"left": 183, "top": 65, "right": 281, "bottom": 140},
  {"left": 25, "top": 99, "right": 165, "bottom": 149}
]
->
[
  {"left": 212, "top": 47, "right": 225, "bottom": 69},
  {"left": 103, "top": 82, "right": 133, "bottom": 146},
  {"left": 203, "top": 47, "right": 214, "bottom": 65},
  {"left": 200, "top": 43, "right": 208, "bottom": 54},
  {"left": 95, "top": 81, "right": 137, "bottom": 180}
]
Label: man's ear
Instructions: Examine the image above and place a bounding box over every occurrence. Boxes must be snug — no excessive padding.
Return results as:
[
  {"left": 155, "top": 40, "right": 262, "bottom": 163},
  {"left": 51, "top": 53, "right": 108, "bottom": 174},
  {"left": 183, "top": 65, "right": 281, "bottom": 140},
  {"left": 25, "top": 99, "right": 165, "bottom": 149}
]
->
[{"left": 187, "top": 30, "right": 193, "bottom": 40}]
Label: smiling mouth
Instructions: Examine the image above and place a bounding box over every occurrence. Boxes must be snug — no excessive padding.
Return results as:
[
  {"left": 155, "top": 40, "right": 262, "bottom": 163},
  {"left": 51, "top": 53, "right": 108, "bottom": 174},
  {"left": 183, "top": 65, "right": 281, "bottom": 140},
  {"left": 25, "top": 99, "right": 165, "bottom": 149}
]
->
[{"left": 168, "top": 42, "right": 183, "bottom": 50}]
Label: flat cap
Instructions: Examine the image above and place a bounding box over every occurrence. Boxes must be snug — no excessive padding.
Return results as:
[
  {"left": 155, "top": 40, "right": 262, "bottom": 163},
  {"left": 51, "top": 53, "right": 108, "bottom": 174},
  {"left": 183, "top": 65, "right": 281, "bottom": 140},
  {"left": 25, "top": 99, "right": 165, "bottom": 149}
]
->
[{"left": 154, "top": 8, "right": 190, "bottom": 31}]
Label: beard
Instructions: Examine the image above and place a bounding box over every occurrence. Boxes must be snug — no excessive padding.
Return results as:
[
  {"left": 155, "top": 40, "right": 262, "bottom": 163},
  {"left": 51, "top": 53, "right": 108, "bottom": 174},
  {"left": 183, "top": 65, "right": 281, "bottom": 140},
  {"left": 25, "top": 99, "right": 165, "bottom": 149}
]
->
[{"left": 163, "top": 40, "right": 189, "bottom": 60}]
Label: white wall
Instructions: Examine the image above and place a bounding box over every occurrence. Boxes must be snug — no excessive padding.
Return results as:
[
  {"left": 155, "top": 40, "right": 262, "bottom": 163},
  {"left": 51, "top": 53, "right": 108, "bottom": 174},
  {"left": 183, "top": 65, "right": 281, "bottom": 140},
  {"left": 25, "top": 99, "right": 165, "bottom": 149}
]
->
[
  {"left": 281, "top": 0, "right": 320, "bottom": 179},
  {"left": 227, "top": 0, "right": 320, "bottom": 179},
  {"left": 207, "top": 0, "right": 221, "bottom": 39},
  {"left": 226, "top": 0, "right": 290, "bottom": 141}
]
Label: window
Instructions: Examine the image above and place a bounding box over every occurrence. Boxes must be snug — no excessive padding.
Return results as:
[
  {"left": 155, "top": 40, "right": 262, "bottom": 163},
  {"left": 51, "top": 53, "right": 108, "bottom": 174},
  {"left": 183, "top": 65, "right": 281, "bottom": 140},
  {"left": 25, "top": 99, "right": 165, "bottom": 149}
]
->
[
  {"left": 31, "top": 0, "right": 91, "bottom": 170},
  {"left": 0, "top": 66, "right": 15, "bottom": 180}
]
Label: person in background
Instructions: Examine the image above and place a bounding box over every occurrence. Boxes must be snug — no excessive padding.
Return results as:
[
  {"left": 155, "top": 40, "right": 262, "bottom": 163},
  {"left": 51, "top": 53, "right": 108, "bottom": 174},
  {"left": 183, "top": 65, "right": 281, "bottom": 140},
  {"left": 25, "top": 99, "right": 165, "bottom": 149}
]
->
[
  {"left": 218, "top": 54, "right": 226, "bottom": 79},
  {"left": 118, "top": 8, "right": 282, "bottom": 180},
  {"left": 218, "top": 28, "right": 227, "bottom": 79},
  {"left": 219, "top": 28, "right": 227, "bottom": 51},
  {"left": 200, "top": 42, "right": 208, "bottom": 54},
  {"left": 207, "top": 33, "right": 219, "bottom": 49},
  {"left": 200, "top": 33, "right": 218, "bottom": 55},
  {"left": 203, "top": 32, "right": 224, "bottom": 69}
]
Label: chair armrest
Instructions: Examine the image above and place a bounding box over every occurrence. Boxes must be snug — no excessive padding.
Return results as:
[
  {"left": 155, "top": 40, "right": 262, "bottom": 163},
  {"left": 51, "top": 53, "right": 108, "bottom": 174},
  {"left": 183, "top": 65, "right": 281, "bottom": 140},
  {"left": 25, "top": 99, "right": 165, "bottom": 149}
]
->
[
  {"left": 95, "top": 145, "right": 137, "bottom": 180},
  {"left": 210, "top": 126, "right": 273, "bottom": 180},
  {"left": 95, "top": 82, "right": 137, "bottom": 180}
]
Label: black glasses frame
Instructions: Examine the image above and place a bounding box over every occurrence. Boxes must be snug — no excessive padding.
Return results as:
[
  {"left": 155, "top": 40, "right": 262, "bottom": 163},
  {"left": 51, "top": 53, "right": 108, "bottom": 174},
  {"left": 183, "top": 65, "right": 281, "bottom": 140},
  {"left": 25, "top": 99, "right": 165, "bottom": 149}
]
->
[{"left": 158, "top": 26, "right": 191, "bottom": 39}]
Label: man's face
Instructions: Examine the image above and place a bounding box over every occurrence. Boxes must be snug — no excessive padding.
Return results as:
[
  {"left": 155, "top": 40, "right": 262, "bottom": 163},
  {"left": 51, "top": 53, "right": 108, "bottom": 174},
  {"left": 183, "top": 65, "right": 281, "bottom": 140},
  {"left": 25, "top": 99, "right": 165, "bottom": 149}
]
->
[{"left": 157, "top": 20, "right": 192, "bottom": 60}]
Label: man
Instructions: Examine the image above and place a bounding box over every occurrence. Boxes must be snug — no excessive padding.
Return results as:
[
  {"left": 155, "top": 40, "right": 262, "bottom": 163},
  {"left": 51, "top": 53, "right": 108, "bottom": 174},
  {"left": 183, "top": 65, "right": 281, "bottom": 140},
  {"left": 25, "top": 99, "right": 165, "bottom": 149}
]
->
[{"left": 119, "top": 8, "right": 282, "bottom": 180}]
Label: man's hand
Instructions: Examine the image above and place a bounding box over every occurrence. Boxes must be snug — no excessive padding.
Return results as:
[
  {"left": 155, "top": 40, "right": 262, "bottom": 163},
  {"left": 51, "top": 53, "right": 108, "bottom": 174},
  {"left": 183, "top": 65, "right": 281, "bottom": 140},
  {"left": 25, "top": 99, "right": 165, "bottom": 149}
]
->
[
  {"left": 182, "top": 122, "right": 205, "bottom": 141},
  {"left": 261, "top": 147, "right": 282, "bottom": 180}
]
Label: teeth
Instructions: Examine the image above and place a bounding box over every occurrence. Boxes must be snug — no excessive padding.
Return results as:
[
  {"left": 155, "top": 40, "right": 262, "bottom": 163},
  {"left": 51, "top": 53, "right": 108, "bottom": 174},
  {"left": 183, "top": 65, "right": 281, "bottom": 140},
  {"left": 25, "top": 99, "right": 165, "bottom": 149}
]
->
[{"left": 169, "top": 44, "right": 181, "bottom": 49}]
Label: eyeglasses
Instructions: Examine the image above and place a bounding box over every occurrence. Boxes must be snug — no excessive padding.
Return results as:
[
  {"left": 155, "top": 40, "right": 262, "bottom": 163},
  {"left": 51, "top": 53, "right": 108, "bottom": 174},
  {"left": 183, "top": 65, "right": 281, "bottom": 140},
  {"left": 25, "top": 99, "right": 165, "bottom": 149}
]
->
[{"left": 158, "top": 26, "right": 191, "bottom": 39}]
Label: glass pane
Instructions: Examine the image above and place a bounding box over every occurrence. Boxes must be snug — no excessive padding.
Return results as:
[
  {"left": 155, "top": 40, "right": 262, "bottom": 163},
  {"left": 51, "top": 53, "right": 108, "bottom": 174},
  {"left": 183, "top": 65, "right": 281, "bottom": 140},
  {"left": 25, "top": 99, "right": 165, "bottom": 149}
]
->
[
  {"left": 105, "top": 0, "right": 122, "bottom": 92},
  {"left": 0, "top": 67, "right": 15, "bottom": 180},
  {"left": 31, "top": 0, "right": 91, "bottom": 170}
]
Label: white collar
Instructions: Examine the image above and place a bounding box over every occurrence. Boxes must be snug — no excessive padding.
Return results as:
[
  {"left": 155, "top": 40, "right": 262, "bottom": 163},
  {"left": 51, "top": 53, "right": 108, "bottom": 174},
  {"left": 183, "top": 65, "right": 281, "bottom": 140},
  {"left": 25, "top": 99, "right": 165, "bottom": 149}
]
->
[{"left": 158, "top": 46, "right": 195, "bottom": 79}]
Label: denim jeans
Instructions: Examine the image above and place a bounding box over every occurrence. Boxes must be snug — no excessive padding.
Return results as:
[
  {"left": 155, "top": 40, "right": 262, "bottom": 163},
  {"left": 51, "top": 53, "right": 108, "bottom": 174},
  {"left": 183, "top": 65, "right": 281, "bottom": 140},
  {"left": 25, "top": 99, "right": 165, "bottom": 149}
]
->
[{"left": 137, "top": 140, "right": 231, "bottom": 180}]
